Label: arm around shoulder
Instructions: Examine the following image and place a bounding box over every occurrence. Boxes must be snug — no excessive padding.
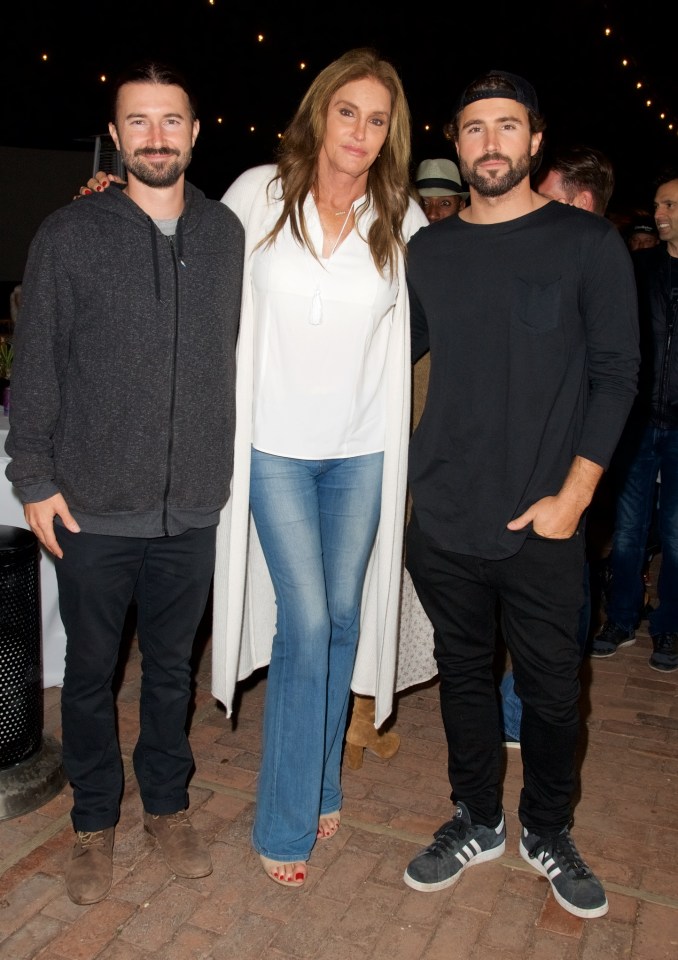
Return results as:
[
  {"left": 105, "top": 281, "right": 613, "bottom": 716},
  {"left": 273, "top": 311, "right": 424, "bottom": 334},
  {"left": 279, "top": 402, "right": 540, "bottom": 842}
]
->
[{"left": 220, "top": 164, "right": 279, "bottom": 226}]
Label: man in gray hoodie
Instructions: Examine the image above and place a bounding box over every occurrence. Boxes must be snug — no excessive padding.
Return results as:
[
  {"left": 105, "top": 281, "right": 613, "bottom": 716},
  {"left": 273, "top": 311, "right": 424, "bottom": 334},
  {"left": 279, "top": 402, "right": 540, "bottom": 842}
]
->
[{"left": 6, "top": 61, "right": 244, "bottom": 905}]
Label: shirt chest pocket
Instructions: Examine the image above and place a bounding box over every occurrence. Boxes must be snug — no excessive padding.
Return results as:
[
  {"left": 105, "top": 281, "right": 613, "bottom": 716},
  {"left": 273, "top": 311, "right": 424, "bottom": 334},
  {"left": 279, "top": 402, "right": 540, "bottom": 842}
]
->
[{"left": 511, "top": 276, "right": 561, "bottom": 333}]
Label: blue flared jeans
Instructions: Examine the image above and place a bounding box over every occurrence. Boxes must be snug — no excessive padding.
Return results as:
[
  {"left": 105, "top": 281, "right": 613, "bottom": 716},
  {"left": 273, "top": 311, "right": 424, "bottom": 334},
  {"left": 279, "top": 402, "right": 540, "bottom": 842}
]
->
[
  {"left": 249, "top": 448, "right": 383, "bottom": 862},
  {"left": 607, "top": 422, "right": 678, "bottom": 635}
]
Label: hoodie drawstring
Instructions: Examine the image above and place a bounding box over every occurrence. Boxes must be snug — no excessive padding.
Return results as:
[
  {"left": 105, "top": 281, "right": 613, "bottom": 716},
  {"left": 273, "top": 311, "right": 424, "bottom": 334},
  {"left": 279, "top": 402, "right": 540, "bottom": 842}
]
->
[
  {"left": 175, "top": 216, "right": 185, "bottom": 267},
  {"left": 150, "top": 220, "right": 161, "bottom": 300}
]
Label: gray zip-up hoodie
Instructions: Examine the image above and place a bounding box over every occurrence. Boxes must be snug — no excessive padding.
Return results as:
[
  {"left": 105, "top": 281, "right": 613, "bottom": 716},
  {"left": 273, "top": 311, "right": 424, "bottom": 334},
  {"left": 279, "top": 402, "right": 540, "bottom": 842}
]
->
[{"left": 6, "top": 181, "right": 244, "bottom": 537}]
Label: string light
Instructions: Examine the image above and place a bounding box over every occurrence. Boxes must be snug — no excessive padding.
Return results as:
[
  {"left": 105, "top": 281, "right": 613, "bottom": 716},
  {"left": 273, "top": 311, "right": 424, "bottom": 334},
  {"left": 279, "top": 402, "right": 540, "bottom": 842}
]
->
[
  {"left": 18, "top": 16, "right": 678, "bottom": 162},
  {"left": 603, "top": 23, "right": 677, "bottom": 139}
]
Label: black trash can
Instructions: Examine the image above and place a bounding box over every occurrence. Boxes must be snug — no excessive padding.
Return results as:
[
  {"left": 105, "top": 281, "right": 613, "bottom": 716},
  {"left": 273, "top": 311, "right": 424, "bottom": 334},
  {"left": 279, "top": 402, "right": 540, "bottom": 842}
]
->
[
  {"left": 0, "top": 524, "right": 42, "bottom": 767},
  {"left": 0, "top": 524, "right": 66, "bottom": 819}
]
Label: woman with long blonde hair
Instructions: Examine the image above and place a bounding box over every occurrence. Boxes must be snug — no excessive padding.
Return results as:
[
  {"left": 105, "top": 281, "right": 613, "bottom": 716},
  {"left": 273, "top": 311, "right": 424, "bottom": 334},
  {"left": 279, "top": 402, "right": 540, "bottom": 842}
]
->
[{"left": 211, "top": 48, "right": 427, "bottom": 886}]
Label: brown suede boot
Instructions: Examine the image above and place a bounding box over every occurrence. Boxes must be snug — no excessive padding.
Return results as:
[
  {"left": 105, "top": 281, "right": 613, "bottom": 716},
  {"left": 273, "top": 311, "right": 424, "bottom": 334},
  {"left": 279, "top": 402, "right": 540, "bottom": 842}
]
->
[
  {"left": 344, "top": 694, "right": 401, "bottom": 770},
  {"left": 143, "top": 809, "right": 213, "bottom": 878},
  {"left": 65, "top": 827, "right": 115, "bottom": 905}
]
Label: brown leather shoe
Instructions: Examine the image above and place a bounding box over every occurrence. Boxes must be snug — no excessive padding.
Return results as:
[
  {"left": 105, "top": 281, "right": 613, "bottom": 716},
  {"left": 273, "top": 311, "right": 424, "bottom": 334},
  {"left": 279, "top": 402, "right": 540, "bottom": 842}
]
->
[
  {"left": 65, "top": 827, "right": 115, "bottom": 905},
  {"left": 143, "top": 809, "right": 212, "bottom": 878}
]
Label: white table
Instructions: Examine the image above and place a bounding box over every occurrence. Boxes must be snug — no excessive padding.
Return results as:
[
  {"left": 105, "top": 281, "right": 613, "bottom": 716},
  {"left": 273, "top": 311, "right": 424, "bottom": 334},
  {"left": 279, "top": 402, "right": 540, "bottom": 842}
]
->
[{"left": 1, "top": 414, "right": 66, "bottom": 687}]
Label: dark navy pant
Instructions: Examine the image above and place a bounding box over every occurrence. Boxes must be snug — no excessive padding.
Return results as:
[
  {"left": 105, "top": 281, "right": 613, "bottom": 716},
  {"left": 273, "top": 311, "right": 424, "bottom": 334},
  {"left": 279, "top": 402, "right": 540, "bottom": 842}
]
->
[
  {"left": 607, "top": 423, "right": 678, "bottom": 636},
  {"left": 406, "top": 513, "right": 583, "bottom": 837},
  {"left": 55, "top": 525, "right": 216, "bottom": 832}
]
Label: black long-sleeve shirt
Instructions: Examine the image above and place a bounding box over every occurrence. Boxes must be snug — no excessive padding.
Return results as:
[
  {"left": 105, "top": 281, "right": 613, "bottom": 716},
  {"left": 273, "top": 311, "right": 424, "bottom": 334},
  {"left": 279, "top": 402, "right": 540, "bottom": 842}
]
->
[{"left": 406, "top": 200, "right": 640, "bottom": 559}]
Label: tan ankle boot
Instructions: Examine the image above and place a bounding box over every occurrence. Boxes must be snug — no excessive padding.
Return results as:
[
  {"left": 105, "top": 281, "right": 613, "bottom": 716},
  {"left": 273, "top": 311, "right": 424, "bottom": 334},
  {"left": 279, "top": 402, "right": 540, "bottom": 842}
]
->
[
  {"left": 143, "top": 809, "right": 212, "bottom": 878},
  {"left": 344, "top": 694, "right": 401, "bottom": 770},
  {"left": 65, "top": 827, "right": 115, "bottom": 905}
]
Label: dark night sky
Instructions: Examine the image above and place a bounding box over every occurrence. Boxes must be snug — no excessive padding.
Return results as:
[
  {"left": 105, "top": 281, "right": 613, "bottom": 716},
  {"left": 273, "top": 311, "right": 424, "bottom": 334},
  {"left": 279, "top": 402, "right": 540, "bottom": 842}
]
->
[{"left": 2, "top": 0, "right": 678, "bottom": 212}]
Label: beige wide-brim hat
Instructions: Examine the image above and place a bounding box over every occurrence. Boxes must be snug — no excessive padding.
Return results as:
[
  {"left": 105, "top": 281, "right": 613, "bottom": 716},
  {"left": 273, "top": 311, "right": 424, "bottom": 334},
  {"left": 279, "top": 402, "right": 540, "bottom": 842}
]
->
[{"left": 415, "top": 158, "right": 469, "bottom": 198}]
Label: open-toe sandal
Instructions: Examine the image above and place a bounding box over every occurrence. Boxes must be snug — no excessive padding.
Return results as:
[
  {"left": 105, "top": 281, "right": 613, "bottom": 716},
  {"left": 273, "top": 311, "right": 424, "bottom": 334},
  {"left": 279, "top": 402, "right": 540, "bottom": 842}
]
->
[
  {"left": 317, "top": 811, "right": 341, "bottom": 840},
  {"left": 260, "top": 855, "right": 307, "bottom": 887}
]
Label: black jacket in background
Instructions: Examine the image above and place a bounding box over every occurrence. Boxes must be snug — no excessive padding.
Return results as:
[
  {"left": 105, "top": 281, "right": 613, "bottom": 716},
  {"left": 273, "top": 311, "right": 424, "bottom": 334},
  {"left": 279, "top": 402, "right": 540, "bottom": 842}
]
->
[
  {"left": 6, "top": 181, "right": 245, "bottom": 537},
  {"left": 632, "top": 244, "right": 678, "bottom": 429}
]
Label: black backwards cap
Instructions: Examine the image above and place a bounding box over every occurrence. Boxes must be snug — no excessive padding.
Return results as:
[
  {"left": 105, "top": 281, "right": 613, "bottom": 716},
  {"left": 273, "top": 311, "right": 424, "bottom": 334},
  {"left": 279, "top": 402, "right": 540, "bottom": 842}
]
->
[{"left": 456, "top": 70, "right": 539, "bottom": 115}]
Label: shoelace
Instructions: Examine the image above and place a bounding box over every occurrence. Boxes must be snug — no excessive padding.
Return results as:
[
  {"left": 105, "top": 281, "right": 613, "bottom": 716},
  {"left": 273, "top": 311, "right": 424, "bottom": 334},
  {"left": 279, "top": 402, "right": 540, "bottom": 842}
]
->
[
  {"left": 427, "top": 814, "right": 468, "bottom": 857},
  {"left": 654, "top": 634, "right": 677, "bottom": 653},
  {"left": 159, "top": 810, "right": 190, "bottom": 831},
  {"left": 530, "top": 830, "right": 592, "bottom": 879},
  {"left": 77, "top": 830, "right": 107, "bottom": 847},
  {"left": 600, "top": 622, "right": 627, "bottom": 641}
]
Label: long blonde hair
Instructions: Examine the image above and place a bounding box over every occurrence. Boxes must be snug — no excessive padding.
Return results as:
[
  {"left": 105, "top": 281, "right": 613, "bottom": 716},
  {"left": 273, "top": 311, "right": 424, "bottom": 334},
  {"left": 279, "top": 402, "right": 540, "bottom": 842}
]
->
[{"left": 260, "top": 48, "right": 413, "bottom": 278}]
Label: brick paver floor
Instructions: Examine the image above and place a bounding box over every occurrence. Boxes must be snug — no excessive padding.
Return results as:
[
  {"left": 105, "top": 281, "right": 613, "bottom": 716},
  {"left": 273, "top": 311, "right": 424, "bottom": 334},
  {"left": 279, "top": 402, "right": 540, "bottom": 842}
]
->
[{"left": 1, "top": 563, "right": 677, "bottom": 959}]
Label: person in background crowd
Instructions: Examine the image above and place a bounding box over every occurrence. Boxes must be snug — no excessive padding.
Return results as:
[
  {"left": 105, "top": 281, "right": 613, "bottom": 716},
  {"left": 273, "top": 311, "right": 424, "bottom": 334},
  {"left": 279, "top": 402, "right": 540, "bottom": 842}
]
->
[
  {"left": 500, "top": 142, "right": 617, "bottom": 745},
  {"left": 413, "top": 157, "right": 469, "bottom": 222},
  {"left": 626, "top": 213, "right": 660, "bottom": 251},
  {"left": 210, "top": 48, "right": 428, "bottom": 887},
  {"left": 5, "top": 61, "right": 244, "bottom": 905},
  {"left": 591, "top": 170, "right": 678, "bottom": 672},
  {"left": 403, "top": 70, "right": 638, "bottom": 919},
  {"left": 534, "top": 143, "right": 615, "bottom": 214}
]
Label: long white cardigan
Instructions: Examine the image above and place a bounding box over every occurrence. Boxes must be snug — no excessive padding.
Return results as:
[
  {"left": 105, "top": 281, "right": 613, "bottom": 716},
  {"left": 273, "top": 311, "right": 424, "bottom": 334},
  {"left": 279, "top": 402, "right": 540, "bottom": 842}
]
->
[{"left": 210, "top": 164, "right": 429, "bottom": 727}]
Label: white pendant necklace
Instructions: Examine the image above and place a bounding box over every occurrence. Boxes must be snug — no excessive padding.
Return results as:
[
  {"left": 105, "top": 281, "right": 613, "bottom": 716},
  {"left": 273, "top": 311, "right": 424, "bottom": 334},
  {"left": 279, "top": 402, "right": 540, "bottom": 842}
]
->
[
  {"left": 329, "top": 205, "right": 353, "bottom": 258},
  {"left": 309, "top": 200, "right": 354, "bottom": 327}
]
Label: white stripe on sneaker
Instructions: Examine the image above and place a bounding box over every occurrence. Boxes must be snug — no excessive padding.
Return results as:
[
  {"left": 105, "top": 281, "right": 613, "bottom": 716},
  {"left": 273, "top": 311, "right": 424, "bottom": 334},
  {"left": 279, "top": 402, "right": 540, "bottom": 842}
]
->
[{"left": 534, "top": 851, "right": 562, "bottom": 879}]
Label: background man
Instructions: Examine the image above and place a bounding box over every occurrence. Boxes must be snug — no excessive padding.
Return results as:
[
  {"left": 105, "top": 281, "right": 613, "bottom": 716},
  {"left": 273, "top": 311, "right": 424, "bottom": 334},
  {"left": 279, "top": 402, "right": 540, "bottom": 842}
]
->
[
  {"left": 413, "top": 157, "right": 469, "bottom": 222},
  {"left": 6, "top": 62, "right": 244, "bottom": 905},
  {"left": 591, "top": 170, "right": 678, "bottom": 672},
  {"left": 535, "top": 143, "right": 615, "bottom": 215},
  {"left": 626, "top": 213, "right": 660, "bottom": 251},
  {"left": 403, "top": 70, "right": 639, "bottom": 919}
]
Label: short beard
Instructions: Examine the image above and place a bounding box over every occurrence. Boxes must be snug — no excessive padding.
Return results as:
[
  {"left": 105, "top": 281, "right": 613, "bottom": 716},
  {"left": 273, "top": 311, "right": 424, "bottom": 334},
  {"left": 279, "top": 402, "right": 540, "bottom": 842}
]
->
[
  {"left": 460, "top": 150, "right": 532, "bottom": 197},
  {"left": 122, "top": 147, "right": 191, "bottom": 188}
]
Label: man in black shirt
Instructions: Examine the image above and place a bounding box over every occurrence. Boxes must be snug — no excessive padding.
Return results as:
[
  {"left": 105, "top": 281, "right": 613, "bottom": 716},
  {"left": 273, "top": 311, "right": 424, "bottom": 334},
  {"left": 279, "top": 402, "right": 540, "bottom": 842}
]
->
[{"left": 403, "top": 70, "right": 639, "bottom": 919}]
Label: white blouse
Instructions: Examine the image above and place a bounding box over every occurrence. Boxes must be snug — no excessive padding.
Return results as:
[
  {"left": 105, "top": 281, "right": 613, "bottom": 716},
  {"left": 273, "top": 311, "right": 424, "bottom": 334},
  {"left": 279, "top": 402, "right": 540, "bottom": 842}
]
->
[{"left": 250, "top": 196, "right": 398, "bottom": 459}]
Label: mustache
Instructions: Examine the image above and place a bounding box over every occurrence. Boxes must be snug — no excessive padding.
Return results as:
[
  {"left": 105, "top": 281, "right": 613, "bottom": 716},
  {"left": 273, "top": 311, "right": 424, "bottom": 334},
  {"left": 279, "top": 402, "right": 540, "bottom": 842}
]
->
[
  {"left": 476, "top": 152, "right": 512, "bottom": 166},
  {"left": 133, "top": 147, "right": 180, "bottom": 158}
]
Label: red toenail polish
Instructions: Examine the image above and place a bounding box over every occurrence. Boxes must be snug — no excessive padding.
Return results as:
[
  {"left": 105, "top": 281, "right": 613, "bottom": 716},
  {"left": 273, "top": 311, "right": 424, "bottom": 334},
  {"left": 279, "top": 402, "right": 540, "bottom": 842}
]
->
[{"left": 295, "top": 871, "right": 304, "bottom": 880}]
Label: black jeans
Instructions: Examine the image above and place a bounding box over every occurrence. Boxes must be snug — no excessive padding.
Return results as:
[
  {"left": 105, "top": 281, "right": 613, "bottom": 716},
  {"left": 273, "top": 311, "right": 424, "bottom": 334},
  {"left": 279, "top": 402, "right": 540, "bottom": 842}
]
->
[
  {"left": 406, "top": 513, "right": 583, "bottom": 836},
  {"left": 55, "top": 525, "right": 216, "bottom": 832}
]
